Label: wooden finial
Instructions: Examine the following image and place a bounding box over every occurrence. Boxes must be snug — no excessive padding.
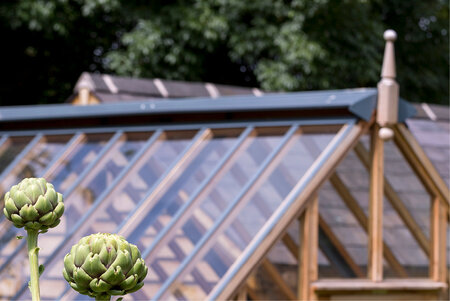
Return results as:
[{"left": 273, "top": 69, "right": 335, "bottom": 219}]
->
[
  {"left": 381, "top": 30, "right": 397, "bottom": 79},
  {"left": 377, "top": 29, "right": 399, "bottom": 140}
]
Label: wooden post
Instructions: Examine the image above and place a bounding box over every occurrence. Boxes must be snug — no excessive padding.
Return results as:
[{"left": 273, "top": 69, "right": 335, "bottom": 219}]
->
[
  {"left": 368, "top": 124, "right": 384, "bottom": 281},
  {"left": 298, "top": 193, "right": 319, "bottom": 300},
  {"left": 430, "top": 196, "right": 448, "bottom": 282}
]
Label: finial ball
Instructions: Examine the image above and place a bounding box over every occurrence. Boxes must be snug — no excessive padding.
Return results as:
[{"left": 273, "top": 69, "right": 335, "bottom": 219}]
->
[
  {"left": 384, "top": 29, "right": 397, "bottom": 42},
  {"left": 379, "top": 127, "right": 394, "bottom": 140}
]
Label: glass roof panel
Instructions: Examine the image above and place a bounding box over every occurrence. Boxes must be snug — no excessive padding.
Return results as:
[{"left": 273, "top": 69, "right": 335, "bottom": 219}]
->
[
  {"left": 10, "top": 131, "right": 155, "bottom": 300},
  {"left": 0, "top": 133, "right": 112, "bottom": 269},
  {"left": 0, "top": 136, "right": 33, "bottom": 175},
  {"left": 0, "top": 135, "right": 72, "bottom": 196},
  {"left": 29, "top": 130, "right": 200, "bottom": 300},
  {"left": 47, "top": 133, "right": 113, "bottom": 193},
  {"left": 1, "top": 118, "right": 358, "bottom": 300},
  {"left": 161, "top": 126, "right": 339, "bottom": 300},
  {"left": 134, "top": 126, "right": 290, "bottom": 300}
]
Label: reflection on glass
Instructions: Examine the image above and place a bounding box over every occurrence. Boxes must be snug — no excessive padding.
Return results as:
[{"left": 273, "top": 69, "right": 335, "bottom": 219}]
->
[
  {"left": 0, "top": 136, "right": 32, "bottom": 175},
  {"left": 161, "top": 127, "right": 338, "bottom": 300},
  {"left": 0, "top": 135, "right": 72, "bottom": 195},
  {"left": 131, "top": 127, "right": 289, "bottom": 300},
  {"left": 383, "top": 140, "right": 429, "bottom": 278},
  {"left": 48, "top": 133, "right": 112, "bottom": 193},
  {"left": 12, "top": 132, "right": 153, "bottom": 300},
  {"left": 29, "top": 130, "right": 205, "bottom": 300}
]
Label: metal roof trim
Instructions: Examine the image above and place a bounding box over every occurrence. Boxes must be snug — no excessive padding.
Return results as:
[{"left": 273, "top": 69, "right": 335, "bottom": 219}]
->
[{"left": 0, "top": 88, "right": 378, "bottom": 122}]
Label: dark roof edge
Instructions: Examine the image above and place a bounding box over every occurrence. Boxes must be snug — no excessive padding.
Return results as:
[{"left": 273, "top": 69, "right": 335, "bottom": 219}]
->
[{"left": 0, "top": 88, "right": 378, "bottom": 122}]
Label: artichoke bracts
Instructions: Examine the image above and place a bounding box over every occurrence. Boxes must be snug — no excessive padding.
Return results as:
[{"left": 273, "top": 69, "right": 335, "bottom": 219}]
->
[
  {"left": 3, "top": 177, "right": 64, "bottom": 232},
  {"left": 63, "top": 233, "right": 148, "bottom": 300}
]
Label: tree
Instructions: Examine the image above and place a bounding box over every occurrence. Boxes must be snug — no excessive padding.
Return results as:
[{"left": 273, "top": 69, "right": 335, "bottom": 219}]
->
[{"left": 0, "top": 0, "right": 448, "bottom": 106}]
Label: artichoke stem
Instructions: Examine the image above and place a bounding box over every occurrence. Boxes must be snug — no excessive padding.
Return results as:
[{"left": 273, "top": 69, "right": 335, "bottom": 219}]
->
[{"left": 27, "top": 230, "right": 40, "bottom": 301}]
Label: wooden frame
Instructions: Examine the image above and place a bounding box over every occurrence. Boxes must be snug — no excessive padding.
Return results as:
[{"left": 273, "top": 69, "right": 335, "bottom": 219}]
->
[
  {"left": 298, "top": 193, "right": 319, "bottom": 300},
  {"left": 209, "top": 120, "right": 372, "bottom": 300},
  {"left": 152, "top": 125, "right": 301, "bottom": 300},
  {"left": 393, "top": 124, "right": 449, "bottom": 209},
  {"left": 430, "top": 196, "right": 447, "bottom": 282},
  {"left": 354, "top": 142, "right": 430, "bottom": 256},
  {"left": 328, "top": 172, "right": 407, "bottom": 277},
  {"left": 368, "top": 124, "right": 384, "bottom": 281}
]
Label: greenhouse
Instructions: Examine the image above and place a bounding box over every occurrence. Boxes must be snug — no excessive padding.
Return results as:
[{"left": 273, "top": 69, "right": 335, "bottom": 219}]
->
[{"left": 0, "top": 33, "right": 448, "bottom": 301}]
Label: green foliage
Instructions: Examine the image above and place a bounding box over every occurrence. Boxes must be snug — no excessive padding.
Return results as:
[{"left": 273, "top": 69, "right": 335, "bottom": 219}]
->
[{"left": 0, "top": 0, "right": 448, "bottom": 105}]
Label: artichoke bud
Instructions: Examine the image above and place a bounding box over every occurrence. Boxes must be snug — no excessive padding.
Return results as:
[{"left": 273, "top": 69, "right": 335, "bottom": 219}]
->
[
  {"left": 63, "top": 233, "right": 148, "bottom": 299},
  {"left": 3, "top": 178, "right": 64, "bottom": 232}
]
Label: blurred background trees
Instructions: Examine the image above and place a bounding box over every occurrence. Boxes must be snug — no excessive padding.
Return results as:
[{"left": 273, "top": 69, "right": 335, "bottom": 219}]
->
[{"left": 0, "top": 0, "right": 448, "bottom": 106}]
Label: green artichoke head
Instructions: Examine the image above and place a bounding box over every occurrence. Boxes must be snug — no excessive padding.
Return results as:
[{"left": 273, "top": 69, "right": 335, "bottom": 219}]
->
[
  {"left": 3, "top": 177, "right": 64, "bottom": 232},
  {"left": 63, "top": 233, "right": 148, "bottom": 299}
]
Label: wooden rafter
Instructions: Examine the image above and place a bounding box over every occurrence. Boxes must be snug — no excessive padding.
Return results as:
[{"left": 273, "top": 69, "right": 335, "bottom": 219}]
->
[
  {"left": 329, "top": 172, "right": 407, "bottom": 277},
  {"left": 209, "top": 120, "right": 372, "bottom": 300},
  {"left": 354, "top": 142, "right": 430, "bottom": 256},
  {"left": 393, "top": 124, "right": 450, "bottom": 209}
]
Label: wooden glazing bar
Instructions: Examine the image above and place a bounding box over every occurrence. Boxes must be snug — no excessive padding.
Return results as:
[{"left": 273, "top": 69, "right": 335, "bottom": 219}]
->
[
  {"left": 368, "top": 124, "right": 384, "bottom": 281},
  {"left": 298, "top": 194, "right": 319, "bottom": 301},
  {"left": 354, "top": 142, "right": 430, "bottom": 257},
  {"left": 430, "top": 196, "right": 448, "bottom": 282},
  {"left": 328, "top": 172, "right": 407, "bottom": 277},
  {"left": 13, "top": 130, "right": 165, "bottom": 300},
  {"left": 394, "top": 124, "right": 449, "bottom": 208},
  {"left": 208, "top": 120, "right": 372, "bottom": 300},
  {"left": 118, "top": 128, "right": 213, "bottom": 237},
  {"left": 41, "top": 132, "right": 86, "bottom": 178},
  {"left": 152, "top": 125, "right": 300, "bottom": 300}
]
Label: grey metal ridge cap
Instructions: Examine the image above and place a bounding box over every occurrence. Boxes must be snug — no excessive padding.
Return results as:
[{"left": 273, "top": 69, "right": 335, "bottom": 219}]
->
[{"left": 0, "top": 88, "right": 378, "bottom": 122}]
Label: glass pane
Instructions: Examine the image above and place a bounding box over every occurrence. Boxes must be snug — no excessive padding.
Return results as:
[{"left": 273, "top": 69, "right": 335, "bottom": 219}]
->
[
  {"left": 47, "top": 133, "right": 112, "bottom": 192},
  {"left": 155, "top": 125, "right": 340, "bottom": 300},
  {"left": 11, "top": 131, "right": 153, "bottom": 300},
  {"left": 0, "top": 136, "right": 32, "bottom": 175},
  {"left": 383, "top": 139, "right": 429, "bottom": 278},
  {"left": 0, "top": 135, "right": 72, "bottom": 195},
  {"left": 125, "top": 128, "right": 244, "bottom": 250},
  {"left": 0, "top": 133, "right": 112, "bottom": 269},
  {"left": 133, "top": 126, "right": 290, "bottom": 300},
  {"left": 34, "top": 130, "right": 200, "bottom": 300},
  {"left": 319, "top": 147, "right": 370, "bottom": 278}
]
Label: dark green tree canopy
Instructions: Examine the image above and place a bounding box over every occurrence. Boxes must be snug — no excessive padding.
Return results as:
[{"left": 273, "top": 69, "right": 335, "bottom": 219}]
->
[{"left": 0, "top": 0, "right": 448, "bottom": 106}]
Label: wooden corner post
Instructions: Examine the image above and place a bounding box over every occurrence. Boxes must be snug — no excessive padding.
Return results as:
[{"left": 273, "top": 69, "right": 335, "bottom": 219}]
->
[
  {"left": 368, "top": 123, "right": 384, "bottom": 281},
  {"left": 430, "top": 196, "right": 448, "bottom": 282},
  {"left": 368, "top": 29, "right": 399, "bottom": 281},
  {"left": 298, "top": 193, "right": 319, "bottom": 300}
]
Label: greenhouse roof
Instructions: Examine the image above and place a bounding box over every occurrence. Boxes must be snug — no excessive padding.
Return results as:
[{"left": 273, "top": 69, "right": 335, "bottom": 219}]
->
[{"left": 0, "top": 87, "right": 448, "bottom": 300}]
